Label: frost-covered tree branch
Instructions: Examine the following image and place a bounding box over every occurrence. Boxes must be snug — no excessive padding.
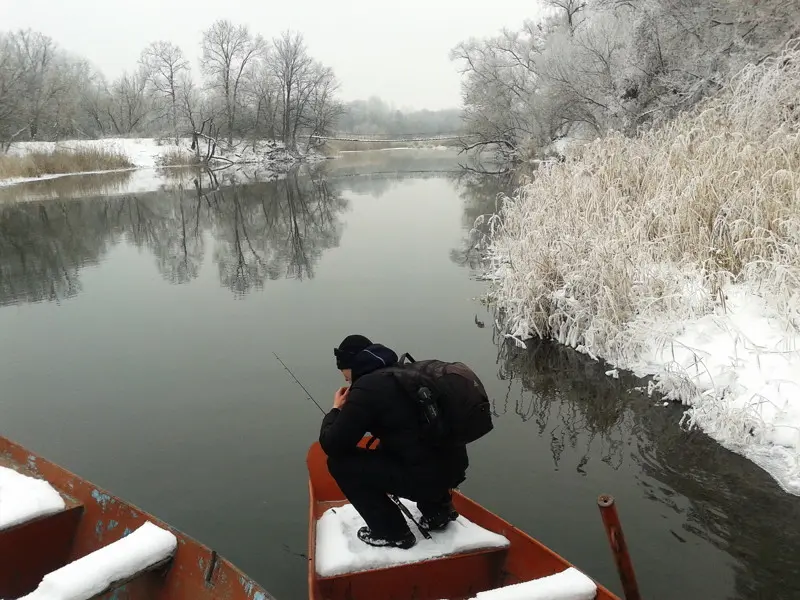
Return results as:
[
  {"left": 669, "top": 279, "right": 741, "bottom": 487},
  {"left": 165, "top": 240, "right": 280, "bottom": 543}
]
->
[
  {"left": 201, "top": 19, "right": 266, "bottom": 145},
  {"left": 452, "top": 0, "right": 800, "bottom": 160},
  {"left": 140, "top": 41, "right": 189, "bottom": 143}
]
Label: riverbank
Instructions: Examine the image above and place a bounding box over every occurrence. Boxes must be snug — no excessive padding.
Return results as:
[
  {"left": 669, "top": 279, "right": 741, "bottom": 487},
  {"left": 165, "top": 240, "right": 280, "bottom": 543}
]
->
[
  {"left": 480, "top": 42, "right": 800, "bottom": 494},
  {"left": 0, "top": 137, "right": 312, "bottom": 189}
]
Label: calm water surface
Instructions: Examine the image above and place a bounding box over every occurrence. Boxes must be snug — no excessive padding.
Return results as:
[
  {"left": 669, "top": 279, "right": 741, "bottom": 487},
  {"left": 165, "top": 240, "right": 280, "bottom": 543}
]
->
[{"left": 1, "top": 150, "right": 799, "bottom": 599}]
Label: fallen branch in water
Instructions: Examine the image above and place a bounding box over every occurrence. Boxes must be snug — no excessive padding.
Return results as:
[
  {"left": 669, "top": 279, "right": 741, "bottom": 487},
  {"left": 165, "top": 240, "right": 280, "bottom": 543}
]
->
[
  {"left": 458, "top": 162, "right": 511, "bottom": 176},
  {"left": 458, "top": 139, "right": 516, "bottom": 155}
]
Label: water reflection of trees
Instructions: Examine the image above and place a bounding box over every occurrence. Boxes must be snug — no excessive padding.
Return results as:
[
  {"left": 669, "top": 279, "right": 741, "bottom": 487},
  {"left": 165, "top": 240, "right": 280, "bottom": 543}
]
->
[
  {"left": 0, "top": 166, "right": 346, "bottom": 305},
  {"left": 0, "top": 198, "right": 118, "bottom": 304},
  {"left": 494, "top": 330, "right": 630, "bottom": 472},
  {"left": 448, "top": 169, "right": 520, "bottom": 270},
  {"left": 324, "top": 170, "right": 459, "bottom": 199},
  {"left": 494, "top": 329, "right": 800, "bottom": 599},
  {"left": 206, "top": 172, "right": 346, "bottom": 295}
]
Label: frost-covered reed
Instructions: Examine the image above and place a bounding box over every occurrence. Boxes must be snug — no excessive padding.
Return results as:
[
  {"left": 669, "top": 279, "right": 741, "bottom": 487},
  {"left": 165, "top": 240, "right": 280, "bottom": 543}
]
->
[{"left": 481, "top": 40, "right": 800, "bottom": 492}]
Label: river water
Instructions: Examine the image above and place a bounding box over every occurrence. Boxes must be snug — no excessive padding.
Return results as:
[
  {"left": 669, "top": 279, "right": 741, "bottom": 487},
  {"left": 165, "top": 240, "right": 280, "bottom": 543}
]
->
[{"left": 1, "top": 149, "right": 798, "bottom": 599}]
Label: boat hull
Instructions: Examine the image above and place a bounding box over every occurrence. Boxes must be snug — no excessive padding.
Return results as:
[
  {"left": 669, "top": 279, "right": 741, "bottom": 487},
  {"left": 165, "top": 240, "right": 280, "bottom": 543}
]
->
[{"left": 307, "top": 441, "right": 621, "bottom": 600}]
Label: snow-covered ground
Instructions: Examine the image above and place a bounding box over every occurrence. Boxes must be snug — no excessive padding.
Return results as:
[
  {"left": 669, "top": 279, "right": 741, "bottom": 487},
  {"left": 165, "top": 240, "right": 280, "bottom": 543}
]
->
[
  {"left": 634, "top": 287, "right": 800, "bottom": 487},
  {"left": 0, "top": 137, "right": 315, "bottom": 191},
  {"left": 493, "top": 279, "right": 800, "bottom": 494},
  {"left": 4, "top": 138, "right": 189, "bottom": 171}
]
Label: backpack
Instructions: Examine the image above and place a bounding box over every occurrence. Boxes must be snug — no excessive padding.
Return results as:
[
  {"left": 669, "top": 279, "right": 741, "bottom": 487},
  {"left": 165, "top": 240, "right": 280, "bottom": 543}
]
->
[{"left": 383, "top": 353, "right": 493, "bottom": 445}]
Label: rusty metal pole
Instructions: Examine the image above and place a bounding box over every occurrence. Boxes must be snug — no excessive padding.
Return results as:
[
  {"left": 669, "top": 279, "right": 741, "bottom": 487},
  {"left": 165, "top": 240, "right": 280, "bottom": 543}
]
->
[{"left": 598, "top": 494, "right": 642, "bottom": 600}]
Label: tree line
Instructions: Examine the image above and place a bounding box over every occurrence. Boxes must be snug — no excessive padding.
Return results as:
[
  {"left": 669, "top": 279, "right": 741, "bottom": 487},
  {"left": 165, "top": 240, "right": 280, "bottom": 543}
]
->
[
  {"left": 0, "top": 21, "right": 343, "bottom": 151},
  {"left": 452, "top": 0, "right": 799, "bottom": 159},
  {"left": 337, "top": 97, "right": 462, "bottom": 136}
]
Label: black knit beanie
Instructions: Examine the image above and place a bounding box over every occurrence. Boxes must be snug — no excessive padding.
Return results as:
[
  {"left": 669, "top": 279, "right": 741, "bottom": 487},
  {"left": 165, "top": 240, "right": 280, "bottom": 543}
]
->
[{"left": 334, "top": 334, "right": 372, "bottom": 370}]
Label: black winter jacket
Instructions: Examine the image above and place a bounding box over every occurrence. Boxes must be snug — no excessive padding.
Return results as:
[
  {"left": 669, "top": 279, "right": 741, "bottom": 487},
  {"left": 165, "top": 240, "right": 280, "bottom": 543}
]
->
[{"left": 319, "top": 343, "right": 468, "bottom": 484}]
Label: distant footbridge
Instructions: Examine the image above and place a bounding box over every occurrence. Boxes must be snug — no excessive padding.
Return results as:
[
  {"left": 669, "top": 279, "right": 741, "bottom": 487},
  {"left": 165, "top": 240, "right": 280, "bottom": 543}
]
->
[{"left": 308, "top": 132, "right": 477, "bottom": 143}]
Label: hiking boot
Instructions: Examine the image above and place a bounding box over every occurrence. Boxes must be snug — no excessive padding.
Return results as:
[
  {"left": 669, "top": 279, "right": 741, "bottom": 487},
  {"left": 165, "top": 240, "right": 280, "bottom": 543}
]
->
[
  {"left": 419, "top": 507, "right": 459, "bottom": 533},
  {"left": 357, "top": 526, "right": 416, "bottom": 549}
]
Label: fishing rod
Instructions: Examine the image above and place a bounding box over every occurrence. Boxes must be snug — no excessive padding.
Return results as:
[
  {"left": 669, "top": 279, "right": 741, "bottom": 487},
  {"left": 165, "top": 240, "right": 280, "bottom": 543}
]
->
[
  {"left": 273, "top": 352, "right": 326, "bottom": 415},
  {"left": 273, "top": 353, "right": 432, "bottom": 541}
]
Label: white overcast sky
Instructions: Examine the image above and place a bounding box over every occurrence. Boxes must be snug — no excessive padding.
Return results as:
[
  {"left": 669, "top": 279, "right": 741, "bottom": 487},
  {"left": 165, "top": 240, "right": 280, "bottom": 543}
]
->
[{"left": 0, "top": 0, "right": 545, "bottom": 110}]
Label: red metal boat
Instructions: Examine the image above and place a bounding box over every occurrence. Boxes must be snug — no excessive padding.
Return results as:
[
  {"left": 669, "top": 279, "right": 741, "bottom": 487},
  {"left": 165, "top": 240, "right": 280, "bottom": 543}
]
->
[
  {"left": 1, "top": 433, "right": 639, "bottom": 600},
  {"left": 0, "top": 435, "right": 275, "bottom": 600},
  {"left": 307, "top": 440, "right": 637, "bottom": 600}
]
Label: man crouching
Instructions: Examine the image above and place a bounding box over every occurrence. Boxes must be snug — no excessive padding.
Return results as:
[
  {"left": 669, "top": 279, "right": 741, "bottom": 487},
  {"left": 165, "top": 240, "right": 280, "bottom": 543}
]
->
[{"left": 319, "top": 334, "right": 468, "bottom": 549}]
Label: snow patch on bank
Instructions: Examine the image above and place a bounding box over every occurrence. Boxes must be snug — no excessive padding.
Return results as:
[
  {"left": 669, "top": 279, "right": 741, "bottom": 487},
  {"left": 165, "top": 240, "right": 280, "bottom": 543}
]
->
[
  {"left": 636, "top": 286, "right": 800, "bottom": 492},
  {"left": 486, "top": 253, "right": 800, "bottom": 494},
  {"left": 0, "top": 466, "right": 66, "bottom": 530},
  {"left": 0, "top": 137, "right": 315, "bottom": 190},
  {"left": 0, "top": 173, "right": 72, "bottom": 188},
  {"left": 6, "top": 138, "right": 178, "bottom": 169}
]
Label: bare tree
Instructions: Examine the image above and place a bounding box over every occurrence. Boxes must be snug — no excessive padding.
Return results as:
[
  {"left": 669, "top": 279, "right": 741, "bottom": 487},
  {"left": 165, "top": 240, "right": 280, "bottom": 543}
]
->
[
  {"left": 201, "top": 20, "right": 265, "bottom": 145},
  {"left": 545, "top": 0, "right": 587, "bottom": 34},
  {"left": 450, "top": 22, "right": 546, "bottom": 157},
  {"left": 140, "top": 41, "right": 189, "bottom": 143},
  {"left": 453, "top": 0, "right": 800, "bottom": 160},
  {"left": 0, "top": 33, "right": 28, "bottom": 150},
  {"left": 79, "top": 71, "right": 113, "bottom": 137},
  {"left": 106, "top": 69, "right": 150, "bottom": 135},
  {"left": 300, "top": 65, "right": 344, "bottom": 150},
  {"left": 246, "top": 61, "right": 280, "bottom": 141},
  {"left": 268, "top": 31, "right": 315, "bottom": 150},
  {"left": 15, "top": 30, "right": 60, "bottom": 140},
  {"left": 0, "top": 29, "right": 100, "bottom": 148},
  {"left": 0, "top": 24, "right": 344, "bottom": 149},
  {"left": 178, "top": 73, "right": 207, "bottom": 134},
  {"left": 48, "top": 58, "right": 94, "bottom": 138}
]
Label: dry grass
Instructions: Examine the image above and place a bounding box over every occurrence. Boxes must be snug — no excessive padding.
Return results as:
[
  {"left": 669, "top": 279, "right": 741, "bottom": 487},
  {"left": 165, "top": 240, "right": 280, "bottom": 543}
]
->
[
  {"left": 481, "top": 39, "right": 800, "bottom": 363},
  {"left": 156, "top": 147, "right": 200, "bottom": 167},
  {"left": 0, "top": 147, "right": 134, "bottom": 179}
]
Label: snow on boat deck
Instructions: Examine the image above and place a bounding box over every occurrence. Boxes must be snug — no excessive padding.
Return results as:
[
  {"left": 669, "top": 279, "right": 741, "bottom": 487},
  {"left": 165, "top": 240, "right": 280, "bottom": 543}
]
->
[
  {"left": 469, "top": 567, "right": 597, "bottom": 600},
  {"left": 315, "top": 500, "right": 510, "bottom": 577},
  {"left": 0, "top": 465, "right": 66, "bottom": 530},
  {"left": 19, "top": 521, "right": 177, "bottom": 600}
]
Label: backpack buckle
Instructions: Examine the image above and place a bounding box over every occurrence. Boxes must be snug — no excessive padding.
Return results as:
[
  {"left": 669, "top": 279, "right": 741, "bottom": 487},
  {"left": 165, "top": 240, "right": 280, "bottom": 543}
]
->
[{"left": 398, "top": 352, "right": 416, "bottom": 365}]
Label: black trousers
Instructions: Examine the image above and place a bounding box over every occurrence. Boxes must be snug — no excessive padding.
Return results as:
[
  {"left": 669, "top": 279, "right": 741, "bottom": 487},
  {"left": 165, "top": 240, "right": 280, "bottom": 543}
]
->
[{"left": 327, "top": 449, "right": 462, "bottom": 538}]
